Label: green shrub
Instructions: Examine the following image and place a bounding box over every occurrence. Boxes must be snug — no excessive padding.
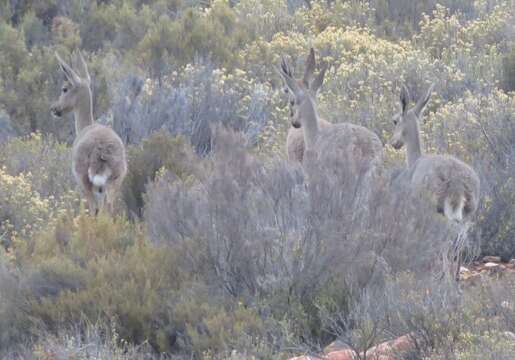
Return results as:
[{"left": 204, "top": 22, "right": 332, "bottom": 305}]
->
[
  {"left": 5, "top": 211, "right": 275, "bottom": 356},
  {"left": 15, "top": 212, "right": 180, "bottom": 352},
  {"left": 0, "top": 133, "right": 76, "bottom": 199},
  {"left": 122, "top": 132, "right": 197, "bottom": 218}
]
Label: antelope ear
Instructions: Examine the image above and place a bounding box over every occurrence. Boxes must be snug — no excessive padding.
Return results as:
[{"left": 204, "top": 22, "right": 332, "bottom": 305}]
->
[
  {"left": 400, "top": 84, "right": 410, "bottom": 115},
  {"left": 280, "top": 55, "right": 293, "bottom": 77},
  {"left": 55, "top": 52, "right": 81, "bottom": 86},
  {"left": 310, "top": 60, "right": 327, "bottom": 94},
  {"left": 73, "top": 49, "right": 91, "bottom": 83},
  {"left": 303, "top": 47, "right": 316, "bottom": 86},
  {"left": 414, "top": 83, "right": 434, "bottom": 117},
  {"left": 277, "top": 56, "right": 300, "bottom": 96}
]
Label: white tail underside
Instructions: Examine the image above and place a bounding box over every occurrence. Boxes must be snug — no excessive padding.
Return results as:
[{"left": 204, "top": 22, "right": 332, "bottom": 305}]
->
[
  {"left": 88, "top": 167, "right": 111, "bottom": 188},
  {"left": 444, "top": 195, "right": 465, "bottom": 223}
]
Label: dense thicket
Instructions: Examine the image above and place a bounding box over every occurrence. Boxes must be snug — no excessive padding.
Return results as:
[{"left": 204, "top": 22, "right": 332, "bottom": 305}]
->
[{"left": 0, "top": 0, "right": 514, "bottom": 358}]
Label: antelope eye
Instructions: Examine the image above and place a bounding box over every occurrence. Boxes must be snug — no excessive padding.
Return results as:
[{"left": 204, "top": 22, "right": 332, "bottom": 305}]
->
[
  {"left": 290, "top": 100, "right": 294, "bottom": 106},
  {"left": 283, "top": 87, "right": 289, "bottom": 94},
  {"left": 62, "top": 87, "right": 68, "bottom": 93},
  {"left": 393, "top": 119, "right": 398, "bottom": 125}
]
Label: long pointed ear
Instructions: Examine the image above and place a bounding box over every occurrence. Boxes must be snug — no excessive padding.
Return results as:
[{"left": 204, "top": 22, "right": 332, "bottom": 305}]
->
[
  {"left": 280, "top": 55, "right": 293, "bottom": 78},
  {"left": 277, "top": 57, "right": 300, "bottom": 96},
  {"left": 55, "top": 52, "right": 81, "bottom": 86},
  {"left": 310, "top": 60, "right": 327, "bottom": 94},
  {"left": 400, "top": 84, "right": 410, "bottom": 115},
  {"left": 303, "top": 47, "right": 316, "bottom": 86},
  {"left": 414, "top": 83, "right": 434, "bottom": 117},
  {"left": 72, "top": 50, "right": 91, "bottom": 83}
]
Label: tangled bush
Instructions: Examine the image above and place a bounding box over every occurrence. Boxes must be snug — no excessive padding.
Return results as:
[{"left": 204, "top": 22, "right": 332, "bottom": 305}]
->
[
  {"left": 110, "top": 63, "right": 273, "bottom": 155},
  {"left": 1, "top": 207, "right": 275, "bottom": 357},
  {"left": 145, "top": 129, "right": 456, "bottom": 344},
  {"left": 0, "top": 132, "right": 76, "bottom": 199},
  {"left": 122, "top": 132, "right": 197, "bottom": 218}
]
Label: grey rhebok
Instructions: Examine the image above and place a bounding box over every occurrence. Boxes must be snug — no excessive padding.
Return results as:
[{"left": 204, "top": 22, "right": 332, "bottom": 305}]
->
[
  {"left": 278, "top": 52, "right": 384, "bottom": 181},
  {"left": 390, "top": 84, "right": 480, "bottom": 223},
  {"left": 283, "top": 48, "right": 331, "bottom": 162},
  {"left": 390, "top": 84, "right": 480, "bottom": 280},
  {"left": 51, "top": 50, "right": 127, "bottom": 215}
]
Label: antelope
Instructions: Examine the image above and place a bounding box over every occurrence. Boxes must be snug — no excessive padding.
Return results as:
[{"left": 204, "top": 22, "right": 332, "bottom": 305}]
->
[
  {"left": 51, "top": 50, "right": 127, "bottom": 215},
  {"left": 284, "top": 48, "right": 331, "bottom": 162},
  {"left": 278, "top": 50, "right": 384, "bottom": 179},
  {"left": 390, "top": 85, "right": 480, "bottom": 281},
  {"left": 390, "top": 84, "right": 480, "bottom": 224}
]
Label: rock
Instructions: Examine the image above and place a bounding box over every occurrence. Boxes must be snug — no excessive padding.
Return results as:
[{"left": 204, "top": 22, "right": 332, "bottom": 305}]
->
[
  {"left": 292, "top": 334, "right": 414, "bottom": 360},
  {"left": 483, "top": 262, "right": 504, "bottom": 275},
  {"left": 391, "top": 334, "right": 415, "bottom": 352},
  {"left": 483, "top": 256, "right": 501, "bottom": 263},
  {"left": 459, "top": 266, "right": 470, "bottom": 273},
  {"left": 327, "top": 349, "right": 356, "bottom": 360},
  {"left": 365, "top": 334, "right": 414, "bottom": 358},
  {"left": 365, "top": 342, "right": 391, "bottom": 357},
  {"left": 324, "top": 340, "right": 351, "bottom": 354},
  {"left": 484, "top": 262, "right": 500, "bottom": 268}
]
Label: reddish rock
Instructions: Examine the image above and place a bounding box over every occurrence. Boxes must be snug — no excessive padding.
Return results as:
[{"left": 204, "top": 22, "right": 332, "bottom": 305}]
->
[
  {"left": 324, "top": 340, "right": 351, "bottom": 354},
  {"left": 365, "top": 334, "right": 414, "bottom": 359},
  {"left": 291, "top": 334, "right": 415, "bottom": 360},
  {"left": 326, "top": 349, "right": 356, "bottom": 360},
  {"left": 392, "top": 334, "right": 415, "bottom": 352}
]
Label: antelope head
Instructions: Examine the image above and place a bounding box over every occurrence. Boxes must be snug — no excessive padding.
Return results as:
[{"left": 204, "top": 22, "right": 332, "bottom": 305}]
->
[
  {"left": 281, "top": 48, "right": 327, "bottom": 128},
  {"left": 51, "top": 50, "right": 91, "bottom": 118},
  {"left": 390, "top": 83, "right": 434, "bottom": 150}
]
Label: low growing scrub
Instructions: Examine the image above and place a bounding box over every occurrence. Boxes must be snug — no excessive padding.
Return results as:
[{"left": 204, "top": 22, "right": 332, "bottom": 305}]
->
[
  {"left": 145, "top": 129, "right": 458, "bottom": 346},
  {"left": 121, "top": 132, "right": 197, "bottom": 218}
]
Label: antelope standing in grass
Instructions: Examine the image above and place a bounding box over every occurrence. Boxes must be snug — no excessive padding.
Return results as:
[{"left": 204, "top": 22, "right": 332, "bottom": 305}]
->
[
  {"left": 390, "top": 84, "right": 480, "bottom": 223},
  {"left": 284, "top": 48, "right": 331, "bottom": 162},
  {"left": 278, "top": 50, "right": 384, "bottom": 179},
  {"left": 51, "top": 50, "right": 127, "bottom": 215}
]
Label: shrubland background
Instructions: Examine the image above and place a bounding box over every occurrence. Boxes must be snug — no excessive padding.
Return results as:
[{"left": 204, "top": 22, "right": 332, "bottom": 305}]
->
[{"left": 0, "top": 0, "right": 514, "bottom": 358}]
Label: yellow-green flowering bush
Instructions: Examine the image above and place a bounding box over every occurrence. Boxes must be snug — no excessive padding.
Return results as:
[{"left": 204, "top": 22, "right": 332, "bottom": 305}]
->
[
  {"left": 293, "top": 0, "right": 375, "bottom": 34},
  {"left": 235, "top": 0, "right": 291, "bottom": 40},
  {"left": 0, "top": 166, "right": 76, "bottom": 247},
  {"left": 6, "top": 211, "right": 272, "bottom": 355},
  {"left": 0, "top": 133, "right": 76, "bottom": 199}
]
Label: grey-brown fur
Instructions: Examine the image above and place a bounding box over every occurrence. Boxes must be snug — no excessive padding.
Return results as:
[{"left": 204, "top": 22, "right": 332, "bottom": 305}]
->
[
  {"left": 390, "top": 84, "right": 480, "bottom": 222},
  {"left": 286, "top": 119, "right": 331, "bottom": 162},
  {"left": 51, "top": 50, "right": 127, "bottom": 214},
  {"left": 278, "top": 50, "right": 383, "bottom": 177}
]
